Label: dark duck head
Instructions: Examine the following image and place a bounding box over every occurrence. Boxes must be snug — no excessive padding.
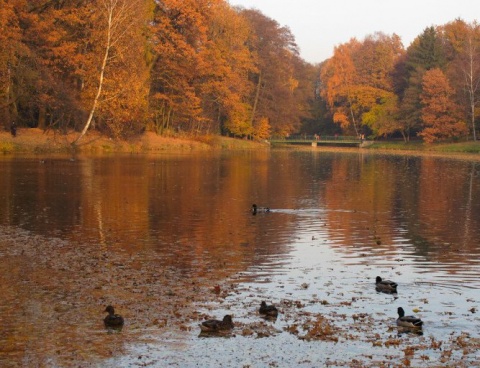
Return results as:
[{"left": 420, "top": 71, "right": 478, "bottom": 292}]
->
[
  {"left": 396, "top": 307, "right": 423, "bottom": 328},
  {"left": 259, "top": 301, "right": 279, "bottom": 317},
  {"left": 252, "top": 204, "right": 270, "bottom": 215}
]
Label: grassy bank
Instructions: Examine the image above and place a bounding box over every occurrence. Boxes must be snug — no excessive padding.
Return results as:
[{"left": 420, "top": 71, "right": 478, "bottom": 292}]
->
[
  {"left": 3, "top": 128, "right": 480, "bottom": 156},
  {"left": 0, "top": 128, "right": 269, "bottom": 154},
  {"left": 366, "top": 140, "right": 480, "bottom": 154}
]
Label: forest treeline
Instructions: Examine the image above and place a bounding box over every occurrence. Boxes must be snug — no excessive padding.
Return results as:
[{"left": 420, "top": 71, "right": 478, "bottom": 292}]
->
[{"left": 1, "top": 0, "right": 479, "bottom": 143}]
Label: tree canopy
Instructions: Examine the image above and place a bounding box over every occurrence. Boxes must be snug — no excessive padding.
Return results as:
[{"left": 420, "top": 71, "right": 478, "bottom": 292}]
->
[{"left": 1, "top": 2, "right": 479, "bottom": 143}]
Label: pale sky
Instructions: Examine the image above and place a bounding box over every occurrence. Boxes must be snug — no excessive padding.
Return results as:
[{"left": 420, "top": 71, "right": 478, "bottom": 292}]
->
[{"left": 228, "top": 0, "right": 478, "bottom": 64}]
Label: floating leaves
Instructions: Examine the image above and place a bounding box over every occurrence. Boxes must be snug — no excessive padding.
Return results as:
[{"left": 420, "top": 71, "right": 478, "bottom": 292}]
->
[{"left": 299, "top": 314, "right": 338, "bottom": 342}]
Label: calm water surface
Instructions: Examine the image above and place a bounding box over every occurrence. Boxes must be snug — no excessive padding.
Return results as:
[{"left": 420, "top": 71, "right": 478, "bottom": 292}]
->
[{"left": 1, "top": 150, "right": 480, "bottom": 367}]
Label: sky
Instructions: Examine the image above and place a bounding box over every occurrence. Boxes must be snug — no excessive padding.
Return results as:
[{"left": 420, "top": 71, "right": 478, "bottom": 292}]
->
[{"left": 228, "top": 0, "right": 478, "bottom": 64}]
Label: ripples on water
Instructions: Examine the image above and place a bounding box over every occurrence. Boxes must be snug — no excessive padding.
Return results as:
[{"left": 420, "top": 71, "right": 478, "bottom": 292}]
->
[{"left": 1, "top": 152, "right": 480, "bottom": 366}]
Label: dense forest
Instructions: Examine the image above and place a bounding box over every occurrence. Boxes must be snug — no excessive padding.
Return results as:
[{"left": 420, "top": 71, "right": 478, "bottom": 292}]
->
[{"left": 1, "top": 0, "right": 479, "bottom": 143}]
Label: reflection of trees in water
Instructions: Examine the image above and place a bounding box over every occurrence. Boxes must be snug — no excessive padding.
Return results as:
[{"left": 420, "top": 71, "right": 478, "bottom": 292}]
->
[
  {"left": 2, "top": 153, "right": 480, "bottom": 272},
  {"left": 0, "top": 159, "right": 83, "bottom": 233},
  {"left": 321, "top": 154, "right": 480, "bottom": 270},
  {"left": 462, "top": 162, "right": 476, "bottom": 248},
  {"left": 416, "top": 158, "right": 480, "bottom": 263},
  {"left": 1, "top": 154, "right": 300, "bottom": 278},
  {"left": 1, "top": 153, "right": 480, "bottom": 365}
]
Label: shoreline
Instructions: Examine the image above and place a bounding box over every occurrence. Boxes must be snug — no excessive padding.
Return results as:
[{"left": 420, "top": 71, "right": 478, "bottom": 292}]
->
[
  {"left": 0, "top": 128, "right": 269, "bottom": 154},
  {"left": 2, "top": 129, "right": 480, "bottom": 162}
]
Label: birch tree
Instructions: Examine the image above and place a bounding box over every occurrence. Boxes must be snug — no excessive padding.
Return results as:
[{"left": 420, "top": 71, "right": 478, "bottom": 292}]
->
[
  {"left": 72, "top": 0, "right": 147, "bottom": 145},
  {"left": 462, "top": 32, "right": 480, "bottom": 141},
  {"left": 442, "top": 20, "right": 480, "bottom": 141}
]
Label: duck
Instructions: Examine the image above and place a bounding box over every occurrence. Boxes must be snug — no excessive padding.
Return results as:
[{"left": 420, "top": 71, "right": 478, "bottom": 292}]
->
[
  {"left": 199, "top": 315, "right": 234, "bottom": 332},
  {"left": 375, "top": 276, "right": 398, "bottom": 293},
  {"left": 396, "top": 307, "right": 423, "bottom": 328},
  {"left": 103, "top": 305, "right": 124, "bottom": 327},
  {"left": 259, "top": 301, "right": 279, "bottom": 317},
  {"left": 252, "top": 204, "right": 270, "bottom": 215}
]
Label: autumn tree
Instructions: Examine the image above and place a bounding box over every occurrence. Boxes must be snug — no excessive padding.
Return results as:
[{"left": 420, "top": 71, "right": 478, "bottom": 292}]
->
[
  {"left": 74, "top": 0, "right": 151, "bottom": 144},
  {"left": 320, "top": 40, "right": 360, "bottom": 135},
  {"left": 240, "top": 8, "right": 309, "bottom": 137},
  {"left": 461, "top": 24, "right": 480, "bottom": 140},
  {"left": 419, "top": 68, "right": 467, "bottom": 143},
  {"left": 362, "top": 92, "right": 401, "bottom": 138},
  {"left": 0, "top": 0, "right": 23, "bottom": 129},
  {"left": 354, "top": 33, "right": 403, "bottom": 90},
  {"left": 397, "top": 26, "right": 446, "bottom": 140},
  {"left": 150, "top": 0, "right": 209, "bottom": 135},
  {"left": 1, "top": 0, "right": 151, "bottom": 139},
  {"left": 199, "top": 0, "right": 256, "bottom": 136},
  {"left": 320, "top": 33, "right": 404, "bottom": 137},
  {"left": 441, "top": 19, "right": 480, "bottom": 140},
  {"left": 0, "top": 0, "right": 67, "bottom": 131},
  {"left": 150, "top": 3, "right": 309, "bottom": 139},
  {"left": 21, "top": 1, "right": 89, "bottom": 132}
]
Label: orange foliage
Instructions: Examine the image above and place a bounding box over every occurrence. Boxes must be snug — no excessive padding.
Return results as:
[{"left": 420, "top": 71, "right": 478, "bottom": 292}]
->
[
  {"left": 320, "top": 34, "right": 403, "bottom": 136},
  {"left": 253, "top": 117, "right": 271, "bottom": 139},
  {"left": 419, "top": 68, "right": 468, "bottom": 143}
]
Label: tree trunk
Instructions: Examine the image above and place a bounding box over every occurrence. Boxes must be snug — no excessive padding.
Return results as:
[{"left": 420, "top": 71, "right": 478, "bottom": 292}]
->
[
  {"left": 347, "top": 95, "right": 359, "bottom": 136},
  {"left": 4, "top": 66, "right": 12, "bottom": 130},
  {"left": 250, "top": 71, "right": 262, "bottom": 126},
  {"left": 38, "top": 105, "right": 46, "bottom": 130},
  {"left": 465, "top": 37, "right": 478, "bottom": 141},
  {"left": 72, "top": 2, "right": 114, "bottom": 146}
]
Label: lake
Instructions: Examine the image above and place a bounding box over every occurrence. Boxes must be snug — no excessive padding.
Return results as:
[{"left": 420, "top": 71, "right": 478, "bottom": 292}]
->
[{"left": 1, "top": 149, "right": 479, "bottom": 367}]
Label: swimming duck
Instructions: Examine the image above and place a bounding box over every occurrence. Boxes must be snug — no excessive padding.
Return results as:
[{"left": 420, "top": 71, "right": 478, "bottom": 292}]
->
[
  {"left": 396, "top": 307, "right": 423, "bottom": 328},
  {"left": 199, "top": 315, "right": 234, "bottom": 332},
  {"left": 252, "top": 204, "right": 270, "bottom": 215},
  {"left": 259, "top": 301, "right": 279, "bottom": 317},
  {"left": 103, "top": 305, "right": 124, "bottom": 327},
  {"left": 375, "top": 276, "right": 398, "bottom": 293}
]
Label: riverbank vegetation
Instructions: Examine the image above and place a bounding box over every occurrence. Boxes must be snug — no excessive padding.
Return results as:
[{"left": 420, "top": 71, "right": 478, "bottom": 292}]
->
[
  {"left": 367, "top": 140, "right": 480, "bottom": 154},
  {"left": 1, "top": 1, "right": 479, "bottom": 146},
  {"left": 0, "top": 128, "right": 268, "bottom": 154}
]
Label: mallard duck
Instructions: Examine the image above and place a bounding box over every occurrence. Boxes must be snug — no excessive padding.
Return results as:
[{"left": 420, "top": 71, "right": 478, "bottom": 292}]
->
[
  {"left": 103, "top": 305, "right": 124, "bottom": 327},
  {"left": 375, "top": 276, "right": 398, "bottom": 293},
  {"left": 252, "top": 204, "right": 270, "bottom": 215},
  {"left": 199, "top": 315, "right": 234, "bottom": 332},
  {"left": 396, "top": 307, "right": 423, "bottom": 328},
  {"left": 259, "top": 301, "right": 278, "bottom": 317}
]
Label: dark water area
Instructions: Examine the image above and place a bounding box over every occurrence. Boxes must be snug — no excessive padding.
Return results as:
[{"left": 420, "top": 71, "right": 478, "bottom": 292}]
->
[{"left": 1, "top": 150, "right": 480, "bottom": 367}]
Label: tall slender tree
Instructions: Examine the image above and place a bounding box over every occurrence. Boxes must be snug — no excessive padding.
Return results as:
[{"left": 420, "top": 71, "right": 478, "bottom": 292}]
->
[
  {"left": 441, "top": 19, "right": 480, "bottom": 141},
  {"left": 73, "top": 0, "right": 150, "bottom": 144}
]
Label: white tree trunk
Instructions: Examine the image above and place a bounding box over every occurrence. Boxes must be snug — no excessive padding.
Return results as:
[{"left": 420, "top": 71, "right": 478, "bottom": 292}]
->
[
  {"left": 72, "top": 0, "right": 134, "bottom": 146},
  {"left": 464, "top": 36, "right": 479, "bottom": 141}
]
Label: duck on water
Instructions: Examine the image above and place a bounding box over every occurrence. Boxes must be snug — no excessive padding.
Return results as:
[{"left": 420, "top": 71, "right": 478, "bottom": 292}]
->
[
  {"left": 375, "top": 276, "right": 398, "bottom": 294},
  {"left": 396, "top": 307, "right": 423, "bottom": 328},
  {"left": 199, "top": 315, "right": 234, "bottom": 333},
  {"left": 259, "top": 301, "right": 279, "bottom": 317},
  {"left": 252, "top": 204, "right": 270, "bottom": 215},
  {"left": 104, "top": 305, "right": 124, "bottom": 328}
]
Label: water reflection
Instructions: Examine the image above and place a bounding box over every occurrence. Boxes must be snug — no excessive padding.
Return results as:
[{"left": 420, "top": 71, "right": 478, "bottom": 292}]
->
[
  {"left": 3, "top": 153, "right": 480, "bottom": 276},
  {"left": 1, "top": 151, "right": 480, "bottom": 366}
]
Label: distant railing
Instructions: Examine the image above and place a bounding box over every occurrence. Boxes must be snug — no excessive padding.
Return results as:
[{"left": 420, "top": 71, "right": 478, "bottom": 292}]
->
[{"left": 269, "top": 135, "right": 363, "bottom": 146}]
